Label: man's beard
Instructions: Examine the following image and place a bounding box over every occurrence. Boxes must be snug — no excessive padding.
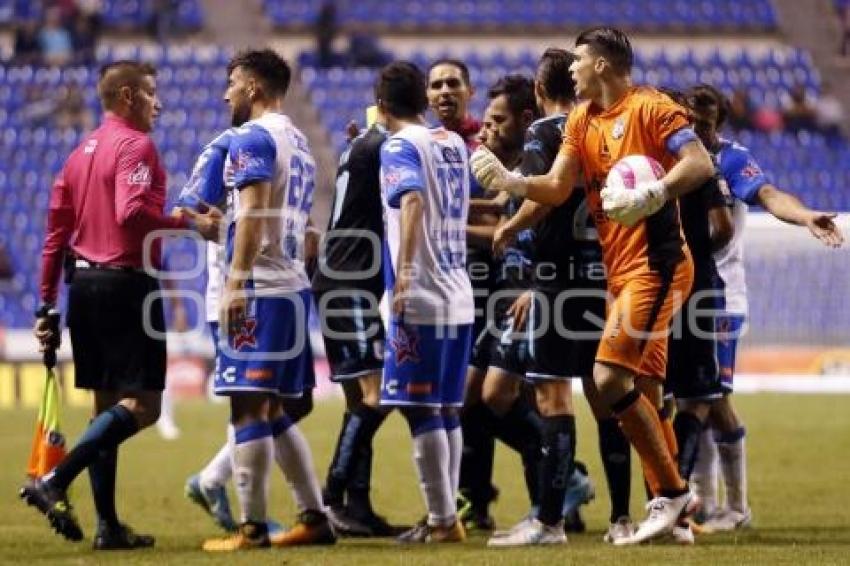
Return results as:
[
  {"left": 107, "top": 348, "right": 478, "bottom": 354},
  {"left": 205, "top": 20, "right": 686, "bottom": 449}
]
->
[{"left": 231, "top": 102, "right": 251, "bottom": 127}]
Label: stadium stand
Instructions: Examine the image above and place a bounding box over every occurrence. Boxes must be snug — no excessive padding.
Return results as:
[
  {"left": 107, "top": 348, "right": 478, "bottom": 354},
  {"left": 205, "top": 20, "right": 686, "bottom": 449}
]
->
[
  {"left": 0, "top": 41, "right": 848, "bottom": 331},
  {"left": 0, "top": 0, "right": 203, "bottom": 31},
  {"left": 263, "top": 0, "right": 777, "bottom": 31},
  {"left": 0, "top": 45, "right": 231, "bottom": 330}
]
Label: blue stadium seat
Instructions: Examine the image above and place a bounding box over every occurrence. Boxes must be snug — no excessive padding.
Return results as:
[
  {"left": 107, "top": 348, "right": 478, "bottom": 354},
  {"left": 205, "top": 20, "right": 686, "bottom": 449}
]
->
[{"left": 263, "top": 0, "right": 776, "bottom": 30}]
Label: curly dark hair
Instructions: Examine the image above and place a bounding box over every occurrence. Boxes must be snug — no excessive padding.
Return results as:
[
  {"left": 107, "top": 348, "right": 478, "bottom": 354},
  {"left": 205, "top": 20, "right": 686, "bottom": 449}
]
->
[{"left": 227, "top": 48, "right": 291, "bottom": 98}]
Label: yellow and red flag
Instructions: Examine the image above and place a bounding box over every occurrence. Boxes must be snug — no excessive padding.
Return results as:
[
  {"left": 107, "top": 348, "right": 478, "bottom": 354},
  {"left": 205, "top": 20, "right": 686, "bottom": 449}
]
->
[
  {"left": 27, "top": 367, "right": 66, "bottom": 479},
  {"left": 27, "top": 311, "right": 66, "bottom": 479}
]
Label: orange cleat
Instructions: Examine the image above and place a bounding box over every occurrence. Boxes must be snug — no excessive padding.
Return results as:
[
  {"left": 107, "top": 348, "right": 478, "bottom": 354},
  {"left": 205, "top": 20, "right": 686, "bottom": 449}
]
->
[
  {"left": 270, "top": 510, "right": 336, "bottom": 547},
  {"left": 202, "top": 522, "right": 270, "bottom": 552}
]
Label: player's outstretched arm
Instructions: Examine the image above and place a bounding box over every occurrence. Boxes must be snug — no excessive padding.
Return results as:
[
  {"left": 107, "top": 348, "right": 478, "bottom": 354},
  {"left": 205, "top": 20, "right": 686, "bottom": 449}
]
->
[
  {"left": 757, "top": 184, "right": 844, "bottom": 247},
  {"left": 470, "top": 145, "right": 579, "bottom": 205}
]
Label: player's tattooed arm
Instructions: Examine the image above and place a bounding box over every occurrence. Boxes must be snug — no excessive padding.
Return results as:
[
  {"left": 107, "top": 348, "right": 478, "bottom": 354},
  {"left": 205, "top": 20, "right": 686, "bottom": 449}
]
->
[
  {"left": 466, "top": 223, "right": 499, "bottom": 249},
  {"left": 708, "top": 205, "right": 734, "bottom": 252},
  {"left": 756, "top": 185, "right": 844, "bottom": 248},
  {"left": 469, "top": 192, "right": 510, "bottom": 216},
  {"left": 493, "top": 200, "right": 551, "bottom": 256}
]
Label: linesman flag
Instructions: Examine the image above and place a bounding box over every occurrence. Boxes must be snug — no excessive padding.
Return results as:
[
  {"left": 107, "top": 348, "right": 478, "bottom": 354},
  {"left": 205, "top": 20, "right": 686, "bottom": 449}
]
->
[{"left": 27, "top": 310, "right": 66, "bottom": 479}]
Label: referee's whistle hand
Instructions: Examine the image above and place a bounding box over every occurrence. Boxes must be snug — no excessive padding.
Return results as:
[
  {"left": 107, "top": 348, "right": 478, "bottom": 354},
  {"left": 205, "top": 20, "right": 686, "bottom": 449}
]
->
[{"left": 182, "top": 206, "right": 223, "bottom": 242}]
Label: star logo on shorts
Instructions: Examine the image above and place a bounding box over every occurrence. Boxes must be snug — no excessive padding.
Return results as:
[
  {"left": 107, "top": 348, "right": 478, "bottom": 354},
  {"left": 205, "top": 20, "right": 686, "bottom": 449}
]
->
[
  {"left": 391, "top": 325, "right": 420, "bottom": 365},
  {"left": 233, "top": 318, "right": 258, "bottom": 350}
]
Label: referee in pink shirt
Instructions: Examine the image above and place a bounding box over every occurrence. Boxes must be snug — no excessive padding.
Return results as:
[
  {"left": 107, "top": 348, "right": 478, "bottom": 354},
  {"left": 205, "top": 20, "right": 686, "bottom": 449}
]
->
[{"left": 21, "top": 60, "right": 219, "bottom": 549}]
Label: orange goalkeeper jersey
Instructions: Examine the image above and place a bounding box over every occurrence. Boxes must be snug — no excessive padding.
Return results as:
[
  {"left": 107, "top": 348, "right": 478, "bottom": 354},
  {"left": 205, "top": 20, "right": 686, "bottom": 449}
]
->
[{"left": 561, "top": 86, "right": 691, "bottom": 282}]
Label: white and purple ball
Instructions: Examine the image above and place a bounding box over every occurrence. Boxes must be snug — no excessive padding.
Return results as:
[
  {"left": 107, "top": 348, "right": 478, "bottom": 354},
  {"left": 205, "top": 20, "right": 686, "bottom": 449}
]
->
[{"left": 606, "top": 155, "right": 666, "bottom": 191}]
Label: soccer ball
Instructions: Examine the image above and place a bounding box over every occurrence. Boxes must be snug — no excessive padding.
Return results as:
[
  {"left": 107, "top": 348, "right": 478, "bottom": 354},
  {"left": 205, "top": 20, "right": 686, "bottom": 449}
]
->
[{"left": 605, "top": 154, "right": 666, "bottom": 190}]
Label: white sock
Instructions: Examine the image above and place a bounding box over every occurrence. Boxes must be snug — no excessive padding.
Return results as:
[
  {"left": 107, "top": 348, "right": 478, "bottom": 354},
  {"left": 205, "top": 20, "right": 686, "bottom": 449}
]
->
[
  {"left": 412, "top": 428, "right": 455, "bottom": 527},
  {"left": 446, "top": 424, "right": 463, "bottom": 498},
  {"left": 158, "top": 386, "right": 176, "bottom": 427},
  {"left": 200, "top": 426, "right": 234, "bottom": 489},
  {"left": 272, "top": 420, "right": 324, "bottom": 513},
  {"left": 716, "top": 428, "right": 748, "bottom": 513},
  {"left": 232, "top": 423, "right": 273, "bottom": 523},
  {"left": 691, "top": 427, "right": 719, "bottom": 515}
]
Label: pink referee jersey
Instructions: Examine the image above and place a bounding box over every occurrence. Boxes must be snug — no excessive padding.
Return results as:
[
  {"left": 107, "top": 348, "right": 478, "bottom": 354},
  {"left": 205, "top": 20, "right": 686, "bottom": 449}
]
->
[{"left": 40, "top": 113, "right": 188, "bottom": 304}]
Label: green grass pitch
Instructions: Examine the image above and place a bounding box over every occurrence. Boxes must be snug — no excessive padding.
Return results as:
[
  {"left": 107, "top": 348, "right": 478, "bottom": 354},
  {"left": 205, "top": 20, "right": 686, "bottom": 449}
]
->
[{"left": 1, "top": 394, "right": 849, "bottom": 565}]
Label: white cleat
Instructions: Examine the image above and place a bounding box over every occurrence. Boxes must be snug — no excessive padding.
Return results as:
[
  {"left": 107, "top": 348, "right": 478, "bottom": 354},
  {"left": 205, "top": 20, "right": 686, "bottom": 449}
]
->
[
  {"left": 670, "top": 521, "right": 695, "bottom": 545},
  {"left": 603, "top": 516, "right": 635, "bottom": 544},
  {"left": 614, "top": 492, "right": 696, "bottom": 546},
  {"left": 702, "top": 507, "right": 752, "bottom": 532},
  {"left": 490, "top": 515, "right": 534, "bottom": 539},
  {"left": 487, "top": 518, "right": 566, "bottom": 547}
]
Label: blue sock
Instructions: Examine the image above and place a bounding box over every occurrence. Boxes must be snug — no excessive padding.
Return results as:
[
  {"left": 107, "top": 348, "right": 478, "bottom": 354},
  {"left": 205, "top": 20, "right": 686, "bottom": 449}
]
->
[
  {"left": 47, "top": 405, "right": 138, "bottom": 492},
  {"left": 88, "top": 445, "right": 119, "bottom": 528}
]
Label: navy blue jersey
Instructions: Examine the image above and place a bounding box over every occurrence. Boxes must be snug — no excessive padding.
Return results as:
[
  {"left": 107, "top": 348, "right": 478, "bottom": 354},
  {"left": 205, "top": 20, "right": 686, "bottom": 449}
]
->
[
  {"left": 520, "top": 113, "right": 605, "bottom": 288},
  {"left": 678, "top": 168, "right": 731, "bottom": 289},
  {"left": 312, "top": 125, "right": 386, "bottom": 297}
]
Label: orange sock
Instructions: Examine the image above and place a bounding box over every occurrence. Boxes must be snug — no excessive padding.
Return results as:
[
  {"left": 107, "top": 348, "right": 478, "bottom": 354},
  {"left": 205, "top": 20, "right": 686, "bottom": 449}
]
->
[
  {"left": 639, "top": 454, "right": 661, "bottom": 497},
  {"left": 659, "top": 412, "right": 678, "bottom": 462},
  {"left": 615, "top": 392, "right": 686, "bottom": 495}
]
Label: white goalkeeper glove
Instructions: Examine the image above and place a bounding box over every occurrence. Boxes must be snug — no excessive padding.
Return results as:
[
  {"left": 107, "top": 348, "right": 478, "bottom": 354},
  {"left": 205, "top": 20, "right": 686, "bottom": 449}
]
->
[
  {"left": 601, "top": 180, "right": 669, "bottom": 227},
  {"left": 470, "top": 145, "right": 510, "bottom": 191}
]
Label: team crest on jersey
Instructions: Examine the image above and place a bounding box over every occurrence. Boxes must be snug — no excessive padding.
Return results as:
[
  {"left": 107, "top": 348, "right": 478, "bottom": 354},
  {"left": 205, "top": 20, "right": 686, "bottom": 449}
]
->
[
  {"left": 612, "top": 117, "right": 626, "bottom": 140},
  {"left": 235, "top": 149, "right": 264, "bottom": 173},
  {"left": 233, "top": 318, "right": 258, "bottom": 350},
  {"left": 740, "top": 160, "right": 762, "bottom": 179},
  {"left": 383, "top": 165, "right": 417, "bottom": 188},
  {"left": 84, "top": 139, "right": 97, "bottom": 154},
  {"left": 391, "top": 325, "right": 420, "bottom": 365},
  {"left": 128, "top": 162, "right": 152, "bottom": 186}
]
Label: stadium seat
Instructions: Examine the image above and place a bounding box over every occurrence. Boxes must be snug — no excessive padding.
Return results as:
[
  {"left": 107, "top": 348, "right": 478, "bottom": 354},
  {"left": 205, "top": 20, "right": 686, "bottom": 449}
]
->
[{"left": 263, "top": 0, "right": 777, "bottom": 30}]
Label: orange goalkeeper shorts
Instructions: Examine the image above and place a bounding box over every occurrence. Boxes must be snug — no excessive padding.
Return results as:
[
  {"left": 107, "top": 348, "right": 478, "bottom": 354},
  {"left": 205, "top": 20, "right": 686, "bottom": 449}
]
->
[{"left": 596, "top": 256, "right": 694, "bottom": 379}]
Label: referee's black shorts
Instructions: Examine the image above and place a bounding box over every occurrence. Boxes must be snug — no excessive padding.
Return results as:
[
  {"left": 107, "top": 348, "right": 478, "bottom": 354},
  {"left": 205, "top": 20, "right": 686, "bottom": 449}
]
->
[{"left": 67, "top": 267, "right": 166, "bottom": 392}]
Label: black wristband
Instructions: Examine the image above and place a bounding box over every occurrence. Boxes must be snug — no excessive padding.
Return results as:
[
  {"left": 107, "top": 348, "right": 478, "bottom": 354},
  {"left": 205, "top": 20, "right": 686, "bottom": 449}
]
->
[{"left": 35, "top": 304, "right": 55, "bottom": 318}]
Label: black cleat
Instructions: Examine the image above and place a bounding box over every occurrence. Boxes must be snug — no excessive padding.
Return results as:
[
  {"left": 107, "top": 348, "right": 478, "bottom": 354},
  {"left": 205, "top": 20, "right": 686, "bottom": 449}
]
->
[
  {"left": 563, "top": 508, "right": 586, "bottom": 533},
  {"left": 94, "top": 523, "right": 155, "bottom": 550},
  {"left": 326, "top": 505, "right": 373, "bottom": 537},
  {"left": 357, "top": 511, "right": 409, "bottom": 537},
  {"left": 20, "top": 479, "right": 83, "bottom": 542}
]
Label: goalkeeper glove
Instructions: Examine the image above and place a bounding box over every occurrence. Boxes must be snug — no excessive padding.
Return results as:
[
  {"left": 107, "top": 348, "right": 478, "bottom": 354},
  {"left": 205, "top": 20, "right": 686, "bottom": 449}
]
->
[{"left": 601, "top": 180, "right": 668, "bottom": 227}]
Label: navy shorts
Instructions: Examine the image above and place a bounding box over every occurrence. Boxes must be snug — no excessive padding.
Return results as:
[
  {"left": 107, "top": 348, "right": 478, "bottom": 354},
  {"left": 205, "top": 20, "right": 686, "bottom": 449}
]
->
[
  {"left": 315, "top": 289, "right": 385, "bottom": 382},
  {"left": 665, "top": 292, "right": 726, "bottom": 402},
  {"left": 525, "top": 286, "right": 604, "bottom": 381}
]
